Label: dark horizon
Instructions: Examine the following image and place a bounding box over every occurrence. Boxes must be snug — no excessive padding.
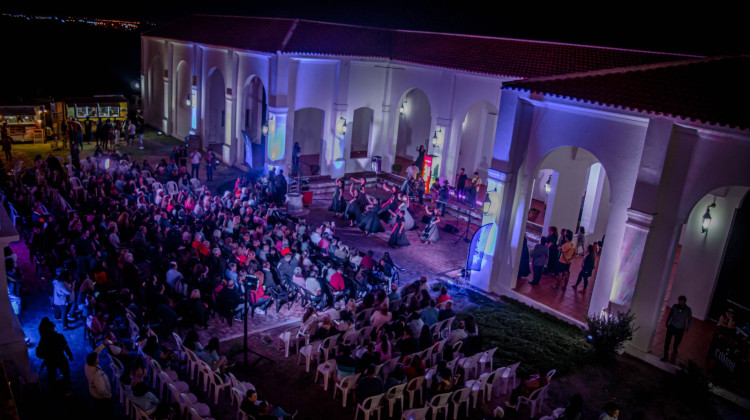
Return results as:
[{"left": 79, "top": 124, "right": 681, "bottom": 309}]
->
[{"left": 2, "top": 2, "right": 747, "bottom": 57}]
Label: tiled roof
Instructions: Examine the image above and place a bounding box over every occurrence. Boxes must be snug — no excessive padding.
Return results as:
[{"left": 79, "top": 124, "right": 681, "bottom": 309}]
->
[
  {"left": 143, "top": 15, "right": 295, "bottom": 53},
  {"left": 143, "top": 15, "right": 692, "bottom": 78},
  {"left": 502, "top": 56, "right": 750, "bottom": 130}
]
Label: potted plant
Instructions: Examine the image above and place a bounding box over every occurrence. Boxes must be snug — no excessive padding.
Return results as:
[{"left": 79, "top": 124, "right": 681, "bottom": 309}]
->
[
  {"left": 392, "top": 163, "right": 402, "bottom": 175},
  {"left": 528, "top": 207, "right": 541, "bottom": 222},
  {"left": 585, "top": 310, "right": 637, "bottom": 361}
]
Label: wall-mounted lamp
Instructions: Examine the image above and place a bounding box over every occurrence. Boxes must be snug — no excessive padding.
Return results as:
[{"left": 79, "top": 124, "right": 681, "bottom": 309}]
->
[
  {"left": 262, "top": 123, "right": 269, "bottom": 135},
  {"left": 399, "top": 101, "right": 407, "bottom": 116},
  {"left": 431, "top": 128, "right": 443, "bottom": 148},
  {"left": 185, "top": 95, "right": 192, "bottom": 107},
  {"left": 544, "top": 175, "right": 552, "bottom": 196},
  {"left": 701, "top": 202, "right": 716, "bottom": 234},
  {"left": 482, "top": 193, "right": 492, "bottom": 214},
  {"left": 337, "top": 116, "right": 347, "bottom": 135}
]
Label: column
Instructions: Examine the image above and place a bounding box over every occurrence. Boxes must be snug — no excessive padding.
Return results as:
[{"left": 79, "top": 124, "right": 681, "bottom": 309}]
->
[
  {"left": 223, "top": 88, "right": 235, "bottom": 163},
  {"left": 469, "top": 169, "right": 507, "bottom": 292},
  {"left": 266, "top": 106, "right": 288, "bottom": 172}
]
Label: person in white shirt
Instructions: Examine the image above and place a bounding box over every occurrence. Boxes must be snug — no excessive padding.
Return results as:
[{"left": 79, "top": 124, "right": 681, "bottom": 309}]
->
[
  {"left": 85, "top": 350, "right": 112, "bottom": 416},
  {"left": 190, "top": 148, "right": 202, "bottom": 179},
  {"left": 447, "top": 321, "right": 468, "bottom": 347}
]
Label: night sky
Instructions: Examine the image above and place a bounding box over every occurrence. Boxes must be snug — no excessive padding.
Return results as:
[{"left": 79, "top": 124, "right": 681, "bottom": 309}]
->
[{"left": 0, "top": 1, "right": 745, "bottom": 102}]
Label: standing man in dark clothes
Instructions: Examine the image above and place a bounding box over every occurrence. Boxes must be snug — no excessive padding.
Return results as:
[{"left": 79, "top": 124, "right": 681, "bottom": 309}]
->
[
  {"left": 456, "top": 168, "right": 467, "bottom": 202},
  {"left": 529, "top": 237, "right": 549, "bottom": 286},
  {"left": 36, "top": 317, "right": 73, "bottom": 393},
  {"left": 2, "top": 132, "right": 12, "bottom": 163},
  {"left": 84, "top": 118, "right": 93, "bottom": 144},
  {"left": 661, "top": 295, "right": 692, "bottom": 362}
]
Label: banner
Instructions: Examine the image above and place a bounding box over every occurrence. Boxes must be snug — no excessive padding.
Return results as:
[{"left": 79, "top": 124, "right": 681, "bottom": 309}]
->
[
  {"left": 466, "top": 223, "right": 493, "bottom": 271},
  {"left": 242, "top": 130, "right": 254, "bottom": 167}
]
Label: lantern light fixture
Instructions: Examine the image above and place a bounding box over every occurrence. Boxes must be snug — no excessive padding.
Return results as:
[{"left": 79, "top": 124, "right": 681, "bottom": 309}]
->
[{"left": 701, "top": 202, "right": 716, "bottom": 234}]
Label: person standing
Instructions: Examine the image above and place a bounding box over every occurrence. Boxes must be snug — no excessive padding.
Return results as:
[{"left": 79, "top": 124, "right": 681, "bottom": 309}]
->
[
  {"left": 529, "top": 237, "right": 549, "bottom": 285},
  {"left": 205, "top": 148, "right": 216, "bottom": 181},
  {"left": 52, "top": 274, "right": 73, "bottom": 330},
  {"left": 575, "top": 226, "right": 586, "bottom": 255},
  {"left": 85, "top": 351, "right": 113, "bottom": 417},
  {"left": 553, "top": 230, "right": 575, "bottom": 290},
  {"left": 190, "top": 148, "right": 202, "bottom": 180},
  {"left": 456, "top": 168, "right": 467, "bottom": 201},
  {"left": 467, "top": 171, "right": 482, "bottom": 206},
  {"left": 661, "top": 295, "right": 692, "bottom": 362},
  {"left": 573, "top": 244, "right": 595, "bottom": 293},
  {"left": 414, "top": 144, "right": 426, "bottom": 176},
  {"left": 126, "top": 119, "right": 136, "bottom": 146},
  {"left": 136, "top": 115, "right": 145, "bottom": 149},
  {"left": 2, "top": 132, "right": 12, "bottom": 163},
  {"left": 291, "top": 141, "right": 301, "bottom": 176},
  {"left": 36, "top": 318, "right": 73, "bottom": 393},
  {"left": 388, "top": 210, "right": 410, "bottom": 248}
]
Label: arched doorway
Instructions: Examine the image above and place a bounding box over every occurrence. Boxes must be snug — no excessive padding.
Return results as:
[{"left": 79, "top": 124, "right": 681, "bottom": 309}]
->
[
  {"left": 350, "top": 107, "right": 374, "bottom": 159},
  {"left": 174, "top": 61, "right": 192, "bottom": 139},
  {"left": 147, "top": 57, "right": 164, "bottom": 125},
  {"left": 241, "top": 76, "right": 266, "bottom": 168},
  {"left": 394, "top": 89, "right": 431, "bottom": 174},
  {"left": 293, "top": 107, "right": 325, "bottom": 176},
  {"left": 649, "top": 186, "right": 750, "bottom": 366},
  {"left": 457, "top": 101, "right": 498, "bottom": 181},
  {"left": 515, "top": 146, "right": 612, "bottom": 320},
  {"left": 205, "top": 69, "right": 226, "bottom": 147}
]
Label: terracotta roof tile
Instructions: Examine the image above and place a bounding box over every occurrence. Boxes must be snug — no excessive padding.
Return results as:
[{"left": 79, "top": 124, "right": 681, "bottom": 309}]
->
[
  {"left": 144, "top": 15, "right": 692, "bottom": 78},
  {"left": 502, "top": 56, "right": 750, "bottom": 130}
]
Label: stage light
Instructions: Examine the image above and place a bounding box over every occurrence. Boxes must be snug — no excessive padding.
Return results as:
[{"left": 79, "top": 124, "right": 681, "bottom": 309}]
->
[{"left": 701, "top": 202, "right": 716, "bottom": 233}]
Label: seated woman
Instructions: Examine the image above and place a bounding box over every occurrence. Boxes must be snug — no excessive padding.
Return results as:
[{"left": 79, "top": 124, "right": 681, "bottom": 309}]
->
[
  {"left": 505, "top": 369, "right": 551, "bottom": 410},
  {"left": 130, "top": 381, "right": 161, "bottom": 416}
]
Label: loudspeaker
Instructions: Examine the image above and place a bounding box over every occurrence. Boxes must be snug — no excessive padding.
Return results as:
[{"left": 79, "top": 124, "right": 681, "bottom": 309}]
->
[
  {"left": 421, "top": 215, "right": 431, "bottom": 224},
  {"left": 444, "top": 224, "right": 458, "bottom": 234}
]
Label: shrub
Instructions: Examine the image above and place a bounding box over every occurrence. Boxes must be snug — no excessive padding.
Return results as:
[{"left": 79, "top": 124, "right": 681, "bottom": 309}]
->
[{"left": 585, "top": 310, "right": 636, "bottom": 361}]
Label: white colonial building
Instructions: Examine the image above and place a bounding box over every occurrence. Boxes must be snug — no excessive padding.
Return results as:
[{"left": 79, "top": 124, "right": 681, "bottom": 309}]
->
[{"left": 140, "top": 15, "right": 750, "bottom": 360}]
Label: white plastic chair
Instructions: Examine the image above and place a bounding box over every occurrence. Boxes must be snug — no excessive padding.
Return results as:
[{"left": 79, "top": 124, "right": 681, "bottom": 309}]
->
[
  {"left": 402, "top": 407, "right": 429, "bottom": 420},
  {"left": 208, "top": 370, "right": 230, "bottom": 404},
  {"left": 166, "top": 181, "right": 179, "bottom": 197},
  {"left": 385, "top": 383, "right": 407, "bottom": 417},
  {"left": 355, "top": 392, "right": 384, "bottom": 420},
  {"left": 517, "top": 384, "right": 549, "bottom": 417},
  {"left": 425, "top": 392, "right": 451, "bottom": 420},
  {"left": 405, "top": 375, "right": 425, "bottom": 408},
  {"left": 499, "top": 362, "right": 520, "bottom": 394},
  {"left": 482, "top": 368, "right": 501, "bottom": 401},
  {"left": 152, "top": 181, "right": 164, "bottom": 194},
  {"left": 190, "top": 178, "right": 202, "bottom": 193},
  {"left": 333, "top": 372, "right": 360, "bottom": 407},
  {"left": 457, "top": 353, "right": 482, "bottom": 381},
  {"left": 315, "top": 359, "right": 337, "bottom": 391},
  {"left": 450, "top": 387, "right": 471, "bottom": 420},
  {"left": 381, "top": 357, "right": 401, "bottom": 382},
  {"left": 477, "top": 347, "right": 498, "bottom": 375},
  {"left": 466, "top": 372, "right": 490, "bottom": 408},
  {"left": 298, "top": 339, "right": 323, "bottom": 373},
  {"left": 320, "top": 333, "right": 341, "bottom": 362},
  {"left": 196, "top": 360, "right": 213, "bottom": 392}
]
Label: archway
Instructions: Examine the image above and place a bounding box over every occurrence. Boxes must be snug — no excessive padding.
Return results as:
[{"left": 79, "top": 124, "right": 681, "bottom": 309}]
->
[
  {"left": 515, "top": 146, "right": 611, "bottom": 321},
  {"left": 649, "top": 186, "right": 750, "bottom": 367},
  {"left": 174, "top": 61, "right": 192, "bottom": 139},
  {"left": 350, "top": 107, "right": 374, "bottom": 159},
  {"left": 205, "top": 69, "right": 226, "bottom": 147},
  {"left": 456, "top": 101, "right": 498, "bottom": 181},
  {"left": 147, "top": 57, "right": 164, "bottom": 125},
  {"left": 293, "top": 107, "right": 325, "bottom": 176},
  {"left": 394, "top": 89, "right": 431, "bottom": 174},
  {"left": 241, "top": 76, "right": 266, "bottom": 168}
]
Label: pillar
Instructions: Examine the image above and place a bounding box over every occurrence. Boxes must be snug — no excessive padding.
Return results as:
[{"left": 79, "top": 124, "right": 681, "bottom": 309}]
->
[{"left": 470, "top": 169, "right": 507, "bottom": 292}]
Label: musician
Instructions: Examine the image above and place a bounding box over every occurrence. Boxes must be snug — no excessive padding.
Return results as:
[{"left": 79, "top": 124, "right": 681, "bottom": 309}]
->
[{"left": 466, "top": 172, "right": 482, "bottom": 206}]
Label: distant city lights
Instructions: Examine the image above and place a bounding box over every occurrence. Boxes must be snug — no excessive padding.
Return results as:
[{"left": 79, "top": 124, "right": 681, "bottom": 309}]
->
[{"left": 1, "top": 13, "right": 155, "bottom": 31}]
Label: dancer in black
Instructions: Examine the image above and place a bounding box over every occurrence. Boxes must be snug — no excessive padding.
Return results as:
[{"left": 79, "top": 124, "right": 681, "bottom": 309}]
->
[
  {"left": 420, "top": 206, "right": 441, "bottom": 244},
  {"left": 329, "top": 177, "right": 347, "bottom": 216},
  {"left": 388, "top": 210, "right": 410, "bottom": 248},
  {"left": 358, "top": 198, "right": 385, "bottom": 236}
]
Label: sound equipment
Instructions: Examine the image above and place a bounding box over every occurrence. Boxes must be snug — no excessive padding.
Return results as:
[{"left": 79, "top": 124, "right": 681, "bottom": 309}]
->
[{"left": 444, "top": 224, "right": 459, "bottom": 234}]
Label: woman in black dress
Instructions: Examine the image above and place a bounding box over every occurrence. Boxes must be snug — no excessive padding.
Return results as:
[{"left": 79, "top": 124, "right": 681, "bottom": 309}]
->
[
  {"left": 420, "top": 206, "right": 441, "bottom": 244},
  {"left": 388, "top": 210, "right": 411, "bottom": 248},
  {"left": 378, "top": 183, "right": 400, "bottom": 222},
  {"left": 344, "top": 188, "right": 368, "bottom": 226},
  {"left": 358, "top": 198, "right": 385, "bottom": 236},
  {"left": 329, "top": 177, "right": 347, "bottom": 216}
]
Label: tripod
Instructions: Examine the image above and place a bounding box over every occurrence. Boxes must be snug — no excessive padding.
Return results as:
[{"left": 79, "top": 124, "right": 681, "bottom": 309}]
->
[
  {"left": 232, "top": 276, "right": 274, "bottom": 374},
  {"left": 454, "top": 208, "right": 472, "bottom": 244}
]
